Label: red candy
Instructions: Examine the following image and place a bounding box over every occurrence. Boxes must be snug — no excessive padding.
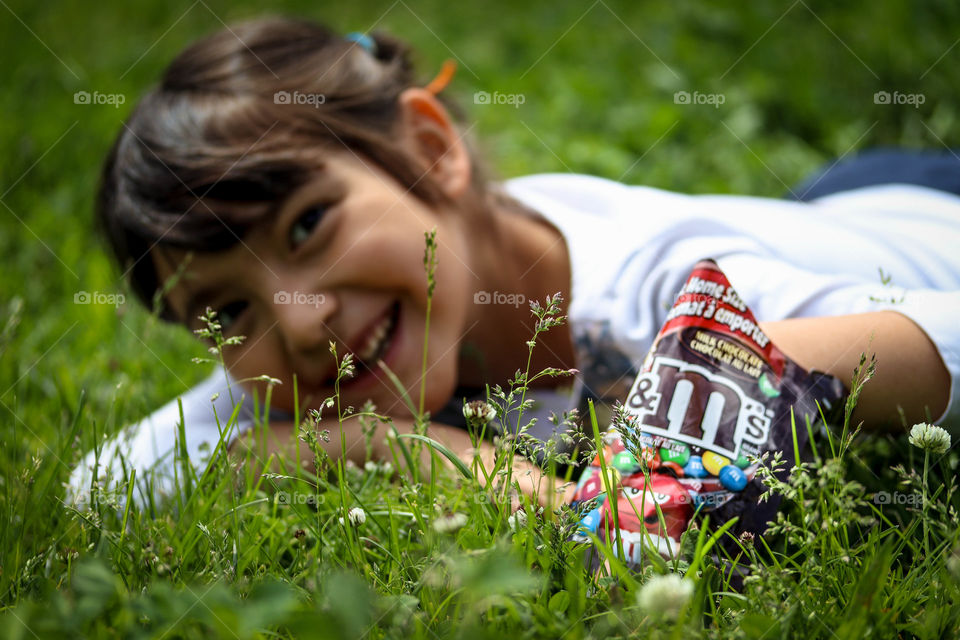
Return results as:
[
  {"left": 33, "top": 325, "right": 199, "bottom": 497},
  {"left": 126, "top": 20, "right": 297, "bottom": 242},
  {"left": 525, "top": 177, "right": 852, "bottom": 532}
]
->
[{"left": 600, "top": 473, "right": 693, "bottom": 550}]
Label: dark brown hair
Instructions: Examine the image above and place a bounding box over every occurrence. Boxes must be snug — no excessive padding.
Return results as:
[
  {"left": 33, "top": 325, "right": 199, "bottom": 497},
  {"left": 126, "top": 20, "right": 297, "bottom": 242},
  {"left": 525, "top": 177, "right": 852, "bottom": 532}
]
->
[{"left": 97, "top": 16, "right": 490, "bottom": 322}]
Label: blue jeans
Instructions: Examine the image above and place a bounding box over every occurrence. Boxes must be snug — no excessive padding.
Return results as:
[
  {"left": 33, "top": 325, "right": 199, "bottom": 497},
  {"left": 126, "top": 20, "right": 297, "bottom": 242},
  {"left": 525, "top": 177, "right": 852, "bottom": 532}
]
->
[{"left": 788, "top": 148, "right": 960, "bottom": 200}]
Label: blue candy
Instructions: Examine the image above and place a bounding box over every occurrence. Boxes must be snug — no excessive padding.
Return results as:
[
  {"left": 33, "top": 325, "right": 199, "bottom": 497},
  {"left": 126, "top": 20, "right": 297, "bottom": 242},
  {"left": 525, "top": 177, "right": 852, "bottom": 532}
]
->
[
  {"left": 719, "top": 465, "right": 747, "bottom": 491},
  {"left": 683, "top": 455, "right": 708, "bottom": 478},
  {"left": 578, "top": 508, "right": 602, "bottom": 534}
]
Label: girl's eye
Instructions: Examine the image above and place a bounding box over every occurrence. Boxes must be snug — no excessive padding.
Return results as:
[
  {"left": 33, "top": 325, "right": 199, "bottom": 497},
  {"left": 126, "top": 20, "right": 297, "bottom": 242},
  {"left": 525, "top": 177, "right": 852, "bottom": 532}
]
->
[
  {"left": 288, "top": 204, "right": 328, "bottom": 249},
  {"left": 215, "top": 300, "right": 248, "bottom": 333}
]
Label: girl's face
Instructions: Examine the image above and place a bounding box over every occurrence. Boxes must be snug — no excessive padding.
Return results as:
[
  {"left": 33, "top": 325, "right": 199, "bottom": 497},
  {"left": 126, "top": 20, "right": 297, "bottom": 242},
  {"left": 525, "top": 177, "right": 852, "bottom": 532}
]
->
[{"left": 154, "top": 144, "right": 478, "bottom": 419}]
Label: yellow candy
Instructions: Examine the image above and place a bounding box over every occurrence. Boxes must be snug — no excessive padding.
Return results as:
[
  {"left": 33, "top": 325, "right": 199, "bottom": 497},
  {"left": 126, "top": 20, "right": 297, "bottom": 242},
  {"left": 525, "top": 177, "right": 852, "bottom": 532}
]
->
[
  {"left": 603, "top": 467, "right": 621, "bottom": 488},
  {"left": 702, "top": 451, "right": 731, "bottom": 476}
]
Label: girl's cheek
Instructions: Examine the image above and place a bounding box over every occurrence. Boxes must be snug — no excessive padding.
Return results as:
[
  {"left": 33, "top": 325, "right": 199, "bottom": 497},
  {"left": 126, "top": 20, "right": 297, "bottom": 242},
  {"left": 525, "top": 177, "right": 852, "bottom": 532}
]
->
[
  {"left": 335, "top": 236, "right": 424, "bottom": 294},
  {"left": 225, "top": 339, "right": 264, "bottom": 378}
]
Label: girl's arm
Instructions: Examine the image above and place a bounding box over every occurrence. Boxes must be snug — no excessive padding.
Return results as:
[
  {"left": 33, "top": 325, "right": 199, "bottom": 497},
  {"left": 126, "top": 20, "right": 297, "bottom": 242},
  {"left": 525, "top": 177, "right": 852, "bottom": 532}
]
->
[
  {"left": 707, "top": 253, "right": 957, "bottom": 431},
  {"left": 229, "top": 415, "right": 575, "bottom": 507},
  {"left": 759, "top": 310, "right": 951, "bottom": 430},
  {"left": 230, "top": 310, "right": 948, "bottom": 507}
]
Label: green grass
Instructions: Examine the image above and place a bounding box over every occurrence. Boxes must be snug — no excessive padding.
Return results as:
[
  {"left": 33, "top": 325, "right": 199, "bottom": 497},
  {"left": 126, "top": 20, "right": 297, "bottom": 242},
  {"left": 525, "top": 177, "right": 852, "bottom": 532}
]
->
[{"left": 3, "top": 0, "right": 960, "bottom": 637}]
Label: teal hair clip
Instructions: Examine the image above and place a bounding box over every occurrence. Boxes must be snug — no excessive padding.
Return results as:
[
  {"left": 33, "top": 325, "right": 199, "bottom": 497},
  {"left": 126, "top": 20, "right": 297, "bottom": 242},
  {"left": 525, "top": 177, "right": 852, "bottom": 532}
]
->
[{"left": 345, "top": 32, "right": 376, "bottom": 55}]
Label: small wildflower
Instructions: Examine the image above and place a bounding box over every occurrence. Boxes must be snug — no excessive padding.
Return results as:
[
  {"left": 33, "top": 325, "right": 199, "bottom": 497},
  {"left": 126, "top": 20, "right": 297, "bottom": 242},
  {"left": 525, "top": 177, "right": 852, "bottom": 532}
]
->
[
  {"left": 59, "top": 547, "right": 79, "bottom": 561},
  {"left": 636, "top": 574, "right": 694, "bottom": 619},
  {"left": 909, "top": 423, "right": 951, "bottom": 454},
  {"left": 339, "top": 507, "right": 366, "bottom": 527},
  {"left": 738, "top": 531, "right": 755, "bottom": 547},
  {"left": 423, "top": 566, "right": 447, "bottom": 589},
  {"left": 507, "top": 509, "right": 528, "bottom": 531},
  {"left": 432, "top": 512, "right": 468, "bottom": 534},
  {"left": 363, "top": 459, "right": 393, "bottom": 475},
  {"left": 947, "top": 546, "right": 960, "bottom": 580},
  {"left": 464, "top": 400, "right": 497, "bottom": 425}
]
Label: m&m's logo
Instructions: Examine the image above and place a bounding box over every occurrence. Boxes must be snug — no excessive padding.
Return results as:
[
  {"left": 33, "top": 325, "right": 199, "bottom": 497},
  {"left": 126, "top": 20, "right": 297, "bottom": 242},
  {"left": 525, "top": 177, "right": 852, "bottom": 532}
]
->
[{"left": 625, "top": 355, "right": 771, "bottom": 460}]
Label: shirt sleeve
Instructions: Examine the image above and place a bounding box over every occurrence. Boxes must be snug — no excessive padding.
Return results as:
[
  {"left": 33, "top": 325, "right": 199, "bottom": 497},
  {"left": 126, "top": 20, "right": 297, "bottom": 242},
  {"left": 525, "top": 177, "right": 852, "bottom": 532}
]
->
[
  {"left": 66, "top": 366, "right": 293, "bottom": 507},
  {"left": 714, "top": 252, "right": 960, "bottom": 432}
]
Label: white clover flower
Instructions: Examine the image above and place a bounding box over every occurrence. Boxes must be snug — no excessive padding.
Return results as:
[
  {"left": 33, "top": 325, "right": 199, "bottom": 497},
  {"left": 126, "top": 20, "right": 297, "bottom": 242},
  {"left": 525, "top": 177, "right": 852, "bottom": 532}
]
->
[
  {"left": 432, "top": 512, "right": 468, "bottom": 534},
  {"left": 340, "top": 507, "right": 366, "bottom": 527},
  {"left": 909, "top": 423, "right": 951, "bottom": 454},
  {"left": 463, "top": 400, "right": 497, "bottom": 424},
  {"left": 361, "top": 460, "right": 394, "bottom": 476},
  {"left": 636, "top": 574, "right": 694, "bottom": 619},
  {"left": 507, "top": 509, "right": 528, "bottom": 532}
]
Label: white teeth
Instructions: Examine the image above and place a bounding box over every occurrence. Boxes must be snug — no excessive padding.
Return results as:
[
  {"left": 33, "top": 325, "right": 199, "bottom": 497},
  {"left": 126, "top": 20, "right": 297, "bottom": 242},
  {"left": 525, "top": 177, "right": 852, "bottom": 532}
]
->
[{"left": 357, "top": 312, "right": 394, "bottom": 362}]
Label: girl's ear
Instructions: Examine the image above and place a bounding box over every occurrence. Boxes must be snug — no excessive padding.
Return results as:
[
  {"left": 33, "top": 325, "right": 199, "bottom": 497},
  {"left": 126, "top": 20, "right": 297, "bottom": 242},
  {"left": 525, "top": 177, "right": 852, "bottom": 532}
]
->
[{"left": 396, "top": 87, "right": 472, "bottom": 200}]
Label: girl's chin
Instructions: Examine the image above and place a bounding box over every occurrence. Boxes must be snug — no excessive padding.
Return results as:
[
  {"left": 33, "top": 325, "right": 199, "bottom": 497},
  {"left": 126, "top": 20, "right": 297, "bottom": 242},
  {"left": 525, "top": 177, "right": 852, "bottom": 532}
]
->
[{"left": 284, "top": 347, "right": 461, "bottom": 419}]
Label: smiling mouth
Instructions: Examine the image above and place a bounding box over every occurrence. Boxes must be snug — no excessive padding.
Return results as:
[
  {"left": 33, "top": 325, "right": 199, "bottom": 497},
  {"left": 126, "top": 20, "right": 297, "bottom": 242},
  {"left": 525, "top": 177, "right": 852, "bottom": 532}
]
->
[{"left": 324, "top": 300, "right": 401, "bottom": 387}]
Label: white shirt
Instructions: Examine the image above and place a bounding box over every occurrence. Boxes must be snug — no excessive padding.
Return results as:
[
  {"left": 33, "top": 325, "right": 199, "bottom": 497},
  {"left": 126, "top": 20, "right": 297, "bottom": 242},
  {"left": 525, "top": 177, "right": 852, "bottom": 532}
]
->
[
  {"left": 68, "top": 176, "right": 960, "bottom": 504},
  {"left": 505, "top": 175, "right": 960, "bottom": 430}
]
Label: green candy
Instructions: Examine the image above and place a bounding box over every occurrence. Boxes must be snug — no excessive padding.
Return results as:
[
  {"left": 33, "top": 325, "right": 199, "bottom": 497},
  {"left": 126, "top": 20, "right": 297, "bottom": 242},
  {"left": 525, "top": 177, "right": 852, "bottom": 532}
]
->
[
  {"left": 758, "top": 372, "right": 781, "bottom": 398},
  {"left": 659, "top": 444, "right": 690, "bottom": 466},
  {"left": 735, "top": 453, "right": 750, "bottom": 468},
  {"left": 612, "top": 451, "right": 639, "bottom": 472}
]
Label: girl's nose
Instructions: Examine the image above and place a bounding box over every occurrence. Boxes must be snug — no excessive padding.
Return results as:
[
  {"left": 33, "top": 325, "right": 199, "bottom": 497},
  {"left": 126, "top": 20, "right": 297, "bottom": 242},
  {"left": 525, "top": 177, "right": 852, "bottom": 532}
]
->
[{"left": 271, "top": 290, "right": 337, "bottom": 362}]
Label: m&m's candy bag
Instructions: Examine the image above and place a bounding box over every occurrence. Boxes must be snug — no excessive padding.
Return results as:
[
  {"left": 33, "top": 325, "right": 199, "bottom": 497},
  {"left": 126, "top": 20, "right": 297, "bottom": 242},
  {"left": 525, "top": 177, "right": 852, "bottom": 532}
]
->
[{"left": 570, "top": 259, "right": 846, "bottom": 561}]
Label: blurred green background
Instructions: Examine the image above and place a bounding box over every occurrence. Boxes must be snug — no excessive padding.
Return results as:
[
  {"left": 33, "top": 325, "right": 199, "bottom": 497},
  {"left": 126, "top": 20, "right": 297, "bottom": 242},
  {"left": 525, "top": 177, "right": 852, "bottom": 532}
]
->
[{"left": 2, "top": 0, "right": 959, "bottom": 465}]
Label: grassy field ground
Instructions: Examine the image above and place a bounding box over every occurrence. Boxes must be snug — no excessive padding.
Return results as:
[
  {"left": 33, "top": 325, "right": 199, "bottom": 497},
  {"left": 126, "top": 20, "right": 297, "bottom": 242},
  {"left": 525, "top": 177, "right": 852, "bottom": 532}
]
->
[{"left": 2, "top": 0, "right": 960, "bottom": 637}]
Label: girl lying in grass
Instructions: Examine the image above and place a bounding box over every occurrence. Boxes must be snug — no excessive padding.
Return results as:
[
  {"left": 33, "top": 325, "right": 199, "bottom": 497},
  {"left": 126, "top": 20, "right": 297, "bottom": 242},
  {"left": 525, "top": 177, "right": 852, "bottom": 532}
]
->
[{"left": 71, "top": 17, "right": 959, "bottom": 515}]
